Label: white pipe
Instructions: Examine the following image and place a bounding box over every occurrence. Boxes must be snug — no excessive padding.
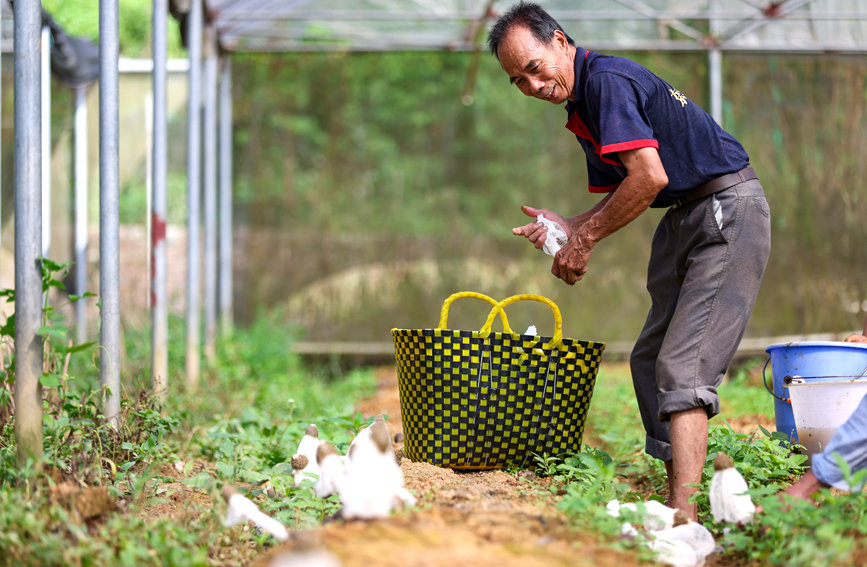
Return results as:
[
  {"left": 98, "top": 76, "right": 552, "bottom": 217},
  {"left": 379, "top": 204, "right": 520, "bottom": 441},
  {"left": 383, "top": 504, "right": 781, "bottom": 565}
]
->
[
  {"left": 74, "top": 87, "right": 89, "bottom": 343},
  {"left": 709, "top": 0, "right": 723, "bottom": 126},
  {"left": 14, "top": 0, "right": 45, "bottom": 464},
  {"left": 99, "top": 0, "right": 122, "bottom": 425},
  {"left": 218, "top": 57, "right": 233, "bottom": 337},
  {"left": 41, "top": 25, "right": 50, "bottom": 258},
  {"left": 203, "top": 28, "right": 218, "bottom": 361},
  {"left": 151, "top": 0, "right": 169, "bottom": 399},
  {"left": 186, "top": 0, "right": 203, "bottom": 389}
]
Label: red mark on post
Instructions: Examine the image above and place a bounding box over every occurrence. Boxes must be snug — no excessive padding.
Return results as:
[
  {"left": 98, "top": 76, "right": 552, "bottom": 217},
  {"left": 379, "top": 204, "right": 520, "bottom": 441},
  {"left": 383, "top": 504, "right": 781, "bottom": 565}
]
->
[{"left": 151, "top": 211, "right": 167, "bottom": 308}]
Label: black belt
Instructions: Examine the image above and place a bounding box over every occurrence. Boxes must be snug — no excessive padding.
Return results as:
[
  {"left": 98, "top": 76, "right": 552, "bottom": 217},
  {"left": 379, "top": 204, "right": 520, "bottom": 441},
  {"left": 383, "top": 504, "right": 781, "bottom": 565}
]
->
[{"left": 671, "top": 166, "right": 757, "bottom": 208}]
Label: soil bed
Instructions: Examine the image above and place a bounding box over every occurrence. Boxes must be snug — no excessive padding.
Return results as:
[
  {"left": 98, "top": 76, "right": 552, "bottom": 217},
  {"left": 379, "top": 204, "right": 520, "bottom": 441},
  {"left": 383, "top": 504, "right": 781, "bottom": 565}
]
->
[{"left": 249, "top": 366, "right": 777, "bottom": 567}]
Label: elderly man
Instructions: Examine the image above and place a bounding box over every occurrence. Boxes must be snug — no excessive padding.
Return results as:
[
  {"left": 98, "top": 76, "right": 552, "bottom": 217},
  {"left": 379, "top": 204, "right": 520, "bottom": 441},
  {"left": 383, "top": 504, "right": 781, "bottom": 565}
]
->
[{"left": 488, "top": 2, "right": 771, "bottom": 518}]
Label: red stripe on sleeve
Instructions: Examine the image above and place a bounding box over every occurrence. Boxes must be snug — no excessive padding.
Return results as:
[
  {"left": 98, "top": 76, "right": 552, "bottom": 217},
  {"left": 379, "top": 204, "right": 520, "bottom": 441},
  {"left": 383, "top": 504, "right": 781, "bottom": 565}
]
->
[
  {"left": 589, "top": 183, "right": 619, "bottom": 193},
  {"left": 600, "top": 139, "right": 659, "bottom": 155}
]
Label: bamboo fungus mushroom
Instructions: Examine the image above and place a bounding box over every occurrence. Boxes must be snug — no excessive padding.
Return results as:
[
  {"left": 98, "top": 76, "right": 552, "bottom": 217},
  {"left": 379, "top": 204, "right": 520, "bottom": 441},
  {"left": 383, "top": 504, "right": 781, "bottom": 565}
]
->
[{"left": 709, "top": 452, "right": 756, "bottom": 524}]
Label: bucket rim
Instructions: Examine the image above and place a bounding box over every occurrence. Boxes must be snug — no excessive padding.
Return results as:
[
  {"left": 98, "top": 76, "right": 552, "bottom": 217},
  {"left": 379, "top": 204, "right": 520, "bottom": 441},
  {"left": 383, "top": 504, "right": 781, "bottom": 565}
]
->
[
  {"left": 786, "top": 377, "right": 867, "bottom": 387},
  {"left": 765, "top": 340, "right": 867, "bottom": 353}
]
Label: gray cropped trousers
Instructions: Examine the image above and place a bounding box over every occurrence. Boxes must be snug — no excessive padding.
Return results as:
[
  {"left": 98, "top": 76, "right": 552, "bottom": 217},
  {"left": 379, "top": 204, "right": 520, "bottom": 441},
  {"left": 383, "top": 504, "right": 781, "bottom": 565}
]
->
[{"left": 630, "top": 178, "right": 771, "bottom": 462}]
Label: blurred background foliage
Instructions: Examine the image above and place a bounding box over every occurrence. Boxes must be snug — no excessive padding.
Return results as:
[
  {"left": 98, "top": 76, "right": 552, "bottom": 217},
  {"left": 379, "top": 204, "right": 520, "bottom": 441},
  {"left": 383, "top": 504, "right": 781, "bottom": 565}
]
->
[{"left": 3, "top": 2, "right": 866, "bottom": 346}]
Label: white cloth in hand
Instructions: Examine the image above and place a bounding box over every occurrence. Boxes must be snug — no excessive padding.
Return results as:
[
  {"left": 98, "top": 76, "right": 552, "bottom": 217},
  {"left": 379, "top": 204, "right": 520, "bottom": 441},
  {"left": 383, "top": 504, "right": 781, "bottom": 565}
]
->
[{"left": 537, "top": 214, "right": 568, "bottom": 256}]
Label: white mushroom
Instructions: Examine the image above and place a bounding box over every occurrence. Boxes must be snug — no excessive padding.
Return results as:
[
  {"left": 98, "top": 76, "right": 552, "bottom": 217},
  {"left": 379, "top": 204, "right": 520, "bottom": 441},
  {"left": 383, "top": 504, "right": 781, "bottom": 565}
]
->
[
  {"left": 314, "top": 441, "right": 345, "bottom": 499},
  {"left": 606, "top": 499, "right": 678, "bottom": 531},
  {"left": 709, "top": 452, "right": 755, "bottom": 524},
  {"left": 649, "top": 510, "right": 717, "bottom": 566},
  {"left": 339, "top": 417, "right": 415, "bottom": 519},
  {"left": 292, "top": 424, "right": 322, "bottom": 486},
  {"left": 222, "top": 485, "right": 289, "bottom": 542},
  {"left": 648, "top": 535, "right": 700, "bottom": 567}
]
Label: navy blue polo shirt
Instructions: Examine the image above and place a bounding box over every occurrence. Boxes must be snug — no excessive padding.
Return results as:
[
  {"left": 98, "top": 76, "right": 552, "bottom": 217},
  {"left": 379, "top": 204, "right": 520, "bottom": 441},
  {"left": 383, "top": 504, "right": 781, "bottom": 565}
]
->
[{"left": 565, "top": 48, "right": 750, "bottom": 208}]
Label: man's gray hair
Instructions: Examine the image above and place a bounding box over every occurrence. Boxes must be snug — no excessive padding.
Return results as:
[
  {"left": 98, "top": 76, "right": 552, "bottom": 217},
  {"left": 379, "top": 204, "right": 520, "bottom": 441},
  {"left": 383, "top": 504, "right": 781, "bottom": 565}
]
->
[{"left": 487, "top": 2, "right": 575, "bottom": 59}]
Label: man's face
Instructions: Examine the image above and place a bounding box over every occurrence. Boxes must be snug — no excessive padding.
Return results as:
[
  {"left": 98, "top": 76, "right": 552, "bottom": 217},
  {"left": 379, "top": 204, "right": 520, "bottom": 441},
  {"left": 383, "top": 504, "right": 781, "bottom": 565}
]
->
[{"left": 496, "top": 25, "right": 574, "bottom": 105}]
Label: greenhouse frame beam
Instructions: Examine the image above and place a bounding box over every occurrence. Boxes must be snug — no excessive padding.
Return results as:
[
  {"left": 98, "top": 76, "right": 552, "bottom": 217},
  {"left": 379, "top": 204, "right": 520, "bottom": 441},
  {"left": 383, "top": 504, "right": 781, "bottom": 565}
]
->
[
  {"left": 208, "top": 40, "right": 867, "bottom": 54},
  {"left": 216, "top": 0, "right": 307, "bottom": 39},
  {"left": 212, "top": 11, "right": 867, "bottom": 22},
  {"left": 610, "top": 0, "right": 706, "bottom": 43},
  {"left": 720, "top": 0, "right": 818, "bottom": 46},
  {"left": 198, "top": 0, "right": 867, "bottom": 54}
]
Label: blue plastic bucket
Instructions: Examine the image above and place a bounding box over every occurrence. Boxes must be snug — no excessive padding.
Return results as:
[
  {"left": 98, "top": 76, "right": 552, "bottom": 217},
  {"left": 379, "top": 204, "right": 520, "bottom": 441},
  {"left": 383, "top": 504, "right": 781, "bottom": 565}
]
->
[{"left": 764, "top": 341, "right": 867, "bottom": 443}]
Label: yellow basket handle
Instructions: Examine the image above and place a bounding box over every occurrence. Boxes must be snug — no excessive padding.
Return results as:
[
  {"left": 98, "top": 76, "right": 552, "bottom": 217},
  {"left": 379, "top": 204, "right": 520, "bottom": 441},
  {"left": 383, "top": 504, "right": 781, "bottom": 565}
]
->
[
  {"left": 480, "top": 294, "right": 564, "bottom": 350},
  {"left": 438, "top": 291, "right": 512, "bottom": 333}
]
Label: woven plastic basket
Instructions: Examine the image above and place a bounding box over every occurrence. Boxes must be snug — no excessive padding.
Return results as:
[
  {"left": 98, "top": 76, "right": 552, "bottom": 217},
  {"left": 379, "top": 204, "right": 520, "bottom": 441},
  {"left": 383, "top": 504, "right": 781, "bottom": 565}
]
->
[{"left": 392, "top": 292, "right": 605, "bottom": 470}]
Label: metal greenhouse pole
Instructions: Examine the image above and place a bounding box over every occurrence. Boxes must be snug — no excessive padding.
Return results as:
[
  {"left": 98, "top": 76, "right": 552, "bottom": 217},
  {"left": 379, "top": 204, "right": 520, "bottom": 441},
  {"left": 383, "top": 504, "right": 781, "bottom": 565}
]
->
[
  {"left": 186, "top": 0, "right": 203, "bottom": 389},
  {"left": 14, "top": 0, "right": 44, "bottom": 465},
  {"left": 99, "top": 0, "right": 121, "bottom": 425},
  {"left": 151, "top": 0, "right": 169, "bottom": 399},
  {"left": 218, "top": 56, "right": 233, "bottom": 337},
  {"left": 0, "top": 9, "right": 2, "bottom": 258},
  {"left": 708, "top": 0, "right": 723, "bottom": 125},
  {"left": 203, "top": 26, "right": 218, "bottom": 362},
  {"left": 74, "top": 86, "right": 89, "bottom": 344},
  {"left": 41, "top": 25, "right": 50, "bottom": 258}
]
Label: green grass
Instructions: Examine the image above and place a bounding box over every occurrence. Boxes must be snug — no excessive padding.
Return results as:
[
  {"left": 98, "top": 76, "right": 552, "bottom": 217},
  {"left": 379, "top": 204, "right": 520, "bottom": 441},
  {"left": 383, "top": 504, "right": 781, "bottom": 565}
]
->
[
  {"left": 1, "top": 264, "right": 865, "bottom": 566},
  {"left": 0, "top": 264, "right": 378, "bottom": 566},
  {"left": 0, "top": 322, "right": 377, "bottom": 566},
  {"left": 552, "top": 361, "right": 866, "bottom": 567}
]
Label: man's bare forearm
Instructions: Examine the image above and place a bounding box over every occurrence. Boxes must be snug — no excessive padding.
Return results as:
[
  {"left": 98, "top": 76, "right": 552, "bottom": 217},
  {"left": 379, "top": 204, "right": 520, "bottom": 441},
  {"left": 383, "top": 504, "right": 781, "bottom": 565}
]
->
[
  {"left": 566, "top": 193, "right": 612, "bottom": 234},
  {"left": 577, "top": 147, "right": 668, "bottom": 245}
]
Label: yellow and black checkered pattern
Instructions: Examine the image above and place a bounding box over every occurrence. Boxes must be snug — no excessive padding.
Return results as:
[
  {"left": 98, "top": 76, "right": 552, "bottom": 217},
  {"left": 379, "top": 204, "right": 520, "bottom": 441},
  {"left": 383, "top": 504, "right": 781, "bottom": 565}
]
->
[{"left": 393, "top": 327, "right": 605, "bottom": 470}]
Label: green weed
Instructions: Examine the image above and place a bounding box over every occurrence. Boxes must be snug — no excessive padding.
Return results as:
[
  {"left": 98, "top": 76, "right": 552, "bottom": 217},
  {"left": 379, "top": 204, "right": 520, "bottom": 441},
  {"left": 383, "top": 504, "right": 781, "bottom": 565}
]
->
[
  {"left": 558, "top": 362, "right": 866, "bottom": 566},
  {"left": 688, "top": 422, "right": 809, "bottom": 518},
  {"left": 0, "top": 263, "right": 377, "bottom": 565}
]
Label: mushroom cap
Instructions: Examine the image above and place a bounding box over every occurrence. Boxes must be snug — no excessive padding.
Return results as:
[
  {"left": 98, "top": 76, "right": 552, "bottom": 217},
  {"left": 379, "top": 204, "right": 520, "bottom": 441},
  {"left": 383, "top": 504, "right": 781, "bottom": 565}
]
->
[
  {"left": 291, "top": 454, "right": 309, "bottom": 470},
  {"left": 713, "top": 452, "right": 734, "bottom": 471},
  {"left": 371, "top": 422, "right": 391, "bottom": 453},
  {"left": 672, "top": 509, "right": 690, "bottom": 527},
  {"left": 221, "top": 484, "right": 239, "bottom": 502},
  {"left": 305, "top": 424, "right": 319, "bottom": 438},
  {"left": 316, "top": 441, "right": 339, "bottom": 465}
]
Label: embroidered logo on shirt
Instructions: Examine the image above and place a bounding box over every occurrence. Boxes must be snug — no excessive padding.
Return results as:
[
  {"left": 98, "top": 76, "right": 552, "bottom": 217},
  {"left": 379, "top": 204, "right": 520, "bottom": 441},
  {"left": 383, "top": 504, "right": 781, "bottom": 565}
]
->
[{"left": 669, "top": 88, "right": 688, "bottom": 107}]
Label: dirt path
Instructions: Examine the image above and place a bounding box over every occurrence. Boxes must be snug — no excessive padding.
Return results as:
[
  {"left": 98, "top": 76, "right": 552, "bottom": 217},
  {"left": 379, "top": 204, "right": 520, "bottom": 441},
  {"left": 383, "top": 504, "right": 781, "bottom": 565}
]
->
[{"left": 251, "top": 367, "right": 644, "bottom": 567}]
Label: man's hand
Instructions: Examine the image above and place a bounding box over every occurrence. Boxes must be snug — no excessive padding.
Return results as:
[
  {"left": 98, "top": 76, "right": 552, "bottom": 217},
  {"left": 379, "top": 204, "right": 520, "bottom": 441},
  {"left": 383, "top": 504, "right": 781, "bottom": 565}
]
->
[
  {"left": 552, "top": 232, "right": 594, "bottom": 285},
  {"left": 546, "top": 146, "right": 667, "bottom": 285},
  {"left": 511, "top": 205, "right": 592, "bottom": 285},
  {"left": 511, "top": 205, "right": 571, "bottom": 251}
]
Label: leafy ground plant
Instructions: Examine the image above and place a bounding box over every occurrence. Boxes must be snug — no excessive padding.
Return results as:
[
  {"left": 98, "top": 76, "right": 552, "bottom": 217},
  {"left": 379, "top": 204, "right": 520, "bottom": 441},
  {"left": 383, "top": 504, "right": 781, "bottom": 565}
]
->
[
  {"left": 0, "top": 263, "right": 377, "bottom": 567},
  {"left": 557, "top": 362, "right": 865, "bottom": 567}
]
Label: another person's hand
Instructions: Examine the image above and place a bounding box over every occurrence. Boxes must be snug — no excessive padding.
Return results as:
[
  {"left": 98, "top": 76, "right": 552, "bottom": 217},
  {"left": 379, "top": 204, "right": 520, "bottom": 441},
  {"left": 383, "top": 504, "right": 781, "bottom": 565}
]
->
[
  {"left": 844, "top": 316, "right": 867, "bottom": 343},
  {"left": 512, "top": 205, "right": 571, "bottom": 251}
]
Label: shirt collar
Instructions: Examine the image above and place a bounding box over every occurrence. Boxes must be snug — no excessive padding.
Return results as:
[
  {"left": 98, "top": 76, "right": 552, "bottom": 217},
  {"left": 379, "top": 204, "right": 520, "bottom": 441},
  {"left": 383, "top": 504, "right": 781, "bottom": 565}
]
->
[{"left": 571, "top": 46, "right": 589, "bottom": 104}]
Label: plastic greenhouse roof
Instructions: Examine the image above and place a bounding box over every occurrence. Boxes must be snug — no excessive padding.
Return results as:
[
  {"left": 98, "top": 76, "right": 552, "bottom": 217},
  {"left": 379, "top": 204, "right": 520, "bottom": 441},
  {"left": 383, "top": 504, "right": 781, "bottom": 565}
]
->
[{"left": 195, "top": 0, "right": 867, "bottom": 53}]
